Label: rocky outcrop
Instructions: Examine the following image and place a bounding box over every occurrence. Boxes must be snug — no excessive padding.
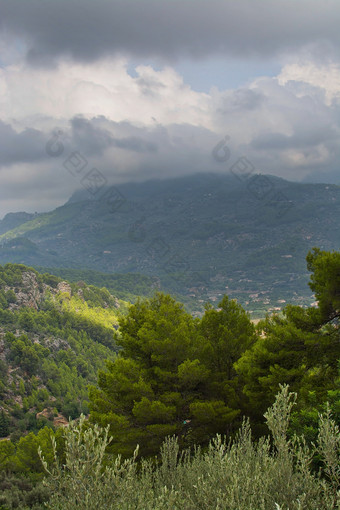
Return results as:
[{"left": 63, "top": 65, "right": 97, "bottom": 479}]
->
[
  {"left": 5, "top": 273, "right": 74, "bottom": 312},
  {"left": 57, "top": 281, "right": 72, "bottom": 296},
  {"left": 36, "top": 408, "right": 69, "bottom": 428},
  {"left": 53, "top": 414, "right": 69, "bottom": 427},
  {"left": 7, "top": 271, "right": 42, "bottom": 310},
  {"left": 45, "top": 337, "right": 70, "bottom": 351}
]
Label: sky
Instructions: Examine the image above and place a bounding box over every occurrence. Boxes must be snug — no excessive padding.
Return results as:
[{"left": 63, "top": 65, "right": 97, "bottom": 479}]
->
[{"left": 0, "top": 0, "right": 340, "bottom": 218}]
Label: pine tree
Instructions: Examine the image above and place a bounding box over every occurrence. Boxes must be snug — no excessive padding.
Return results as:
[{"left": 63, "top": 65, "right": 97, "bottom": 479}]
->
[
  {"left": 0, "top": 409, "right": 9, "bottom": 437},
  {"left": 89, "top": 293, "right": 255, "bottom": 455},
  {"left": 235, "top": 248, "right": 340, "bottom": 424}
]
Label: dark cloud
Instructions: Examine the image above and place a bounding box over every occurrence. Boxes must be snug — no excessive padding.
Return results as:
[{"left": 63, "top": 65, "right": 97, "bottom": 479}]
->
[
  {"left": 0, "top": 121, "right": 47, "bottom": 167},
  {"left": 0, "top": 117, "right": 217, "bottom": 217},
  {"left": 216, "top": 89, "right": 265, "bottom": 114},
  {"left": 251, "top": 125, "right": 338, "bottom": 151},
  {"left": 1, "top": 0, "right": 340, "bottom": 65},
  {"left": 70, "top": 117, "right": 114, "bottom": 154},
  {"left": 70, "top": 117, "right": 158, "bottom": 154},
  {"left": 0, "top": 116, "right": 158, "bottom": 171}
]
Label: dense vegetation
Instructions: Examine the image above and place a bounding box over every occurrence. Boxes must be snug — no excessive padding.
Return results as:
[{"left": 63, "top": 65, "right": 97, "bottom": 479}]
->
[
  {"left": 0, "top": 263, "right": 124, "bottom": 437},
  {"left": 0, "top": 248, "right": 339, "bottom": 508},
  {"left": 89, "top": 248, "right": 340, "bottom": 455},
  {"left": 89, "top": 293, "right": 256, "bottom": 457},
  {"left": 33, "top": 267, "right": 160, "bottom": 303},
  {"left": 40, "top": 387, "right": 340, "bottom": 510},
  {"left": 0, "top": 264, "right": 128, "bottom": 508}
]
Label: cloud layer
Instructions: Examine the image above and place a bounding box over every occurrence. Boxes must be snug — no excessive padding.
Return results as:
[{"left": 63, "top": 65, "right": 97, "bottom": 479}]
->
[
  {"left": 0, "top": 0, "right": 339, "bottom": 218},
  {"left": 1, "top": 0, "right": 340, "bottom": 64}
]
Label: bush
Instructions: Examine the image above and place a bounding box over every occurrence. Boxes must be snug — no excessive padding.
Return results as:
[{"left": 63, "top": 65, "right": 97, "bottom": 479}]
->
[
  {"left": 0, "top": 473, "right": 49, "bottom": 509},
  {"left": 40, "top": 386, "right": 340, "bottom": 510}
]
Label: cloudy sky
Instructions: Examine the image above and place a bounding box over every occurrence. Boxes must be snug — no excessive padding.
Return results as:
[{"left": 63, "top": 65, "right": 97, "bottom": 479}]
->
[{"left": 0, "top": 0, "right": 340, "bottom": 217}]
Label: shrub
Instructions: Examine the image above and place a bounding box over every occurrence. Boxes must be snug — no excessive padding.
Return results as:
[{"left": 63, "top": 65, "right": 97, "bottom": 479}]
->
[{"left": 40, "top": 386, "right": 340, "bottom": 510}]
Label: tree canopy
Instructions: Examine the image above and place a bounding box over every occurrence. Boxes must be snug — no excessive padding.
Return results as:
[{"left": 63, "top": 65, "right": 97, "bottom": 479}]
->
[
  {"left": 89, "top": 293, "right": 256, "bottom": 455},
  {"left": 90, "top": 248, "right": 340, "bottom": 454}
]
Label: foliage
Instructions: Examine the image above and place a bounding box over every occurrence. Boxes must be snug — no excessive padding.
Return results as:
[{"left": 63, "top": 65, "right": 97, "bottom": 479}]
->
[
  {"left": 0, "top": 410, "right": 9, "bottom": 437},
  {"left": 0, "top": 472, "right": 49, "bottom": 510},
  {"left": 89, "top": 293, "right": 256, "bottom": 456},
  {"left": 41, "top": 386, "right": 340, "bottom": 510},
  {"left": 0, "top": 249, "right": 339, "bottom": 508},
  {"left": 34, "top": 267, "right": 159, "bottom": 302},
  {"left": 89, "top": 293, "right": 201, "bottom": 456},
  {"left": 197, "top": 296, "right": 257, "bottom": 437},
  {"left": 0, "top": 263, "right": 120, "bottom": 439},
  {"left": 306, "top": 248, "right": 340, "bottom": 325},
  {"left": 0, "top": 426, "right": 64, "bottom": 509},
  {"left": 235, "top": 248, "right": 340, "bottom": 425}
]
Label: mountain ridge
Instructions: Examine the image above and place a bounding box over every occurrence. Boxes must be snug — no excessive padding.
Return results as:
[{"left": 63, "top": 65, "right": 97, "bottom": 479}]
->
[{"left": 0, "top": 172, "right": 338, "bottom": 316}]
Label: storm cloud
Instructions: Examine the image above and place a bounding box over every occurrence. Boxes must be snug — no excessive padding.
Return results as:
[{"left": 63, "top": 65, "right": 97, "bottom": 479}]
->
[
  {"left": 1, "top": 0, "right": 340, "bottom": 65},
  {"left": 70, "top": 117, "right": 158, "bottom": 155},
  {"left": 0, "top": 121, "right": 47, "bottom": 167}
]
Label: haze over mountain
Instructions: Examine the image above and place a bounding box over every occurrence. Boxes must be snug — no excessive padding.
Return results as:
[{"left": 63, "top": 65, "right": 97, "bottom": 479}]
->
[{"left": 0, "top": 173, "right": 338, "bottom": 317}]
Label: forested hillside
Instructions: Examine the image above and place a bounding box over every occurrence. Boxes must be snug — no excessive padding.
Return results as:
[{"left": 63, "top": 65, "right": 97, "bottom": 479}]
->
[
  {"left": 33, "top": 267, "right": 160, "bottom": 302},
  {"left": 0, "top": 263, "right": 125, "bottom": 442},
  {"left": 0, "top": 248, "right": 339, "bottom": 509}
]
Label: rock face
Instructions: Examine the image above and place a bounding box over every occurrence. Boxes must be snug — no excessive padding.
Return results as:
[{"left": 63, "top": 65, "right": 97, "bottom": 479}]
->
[
  {"left": 57, "top": 281, "right": 72, "bottom": 296},
  {"left": 45, "top": 337, "right": 70, "bottom": 351},
  {"left": 5, "top": 273, "right": 73, "bottom": 312},
  {"left": 36, "top": 408, "right": 69, "bottom": 428},
  {"left": 53, "top": 414, "right": 69, "bottom": 427},
  {"left": 7, "top": 271, "right": 43, "bottom": 310}
]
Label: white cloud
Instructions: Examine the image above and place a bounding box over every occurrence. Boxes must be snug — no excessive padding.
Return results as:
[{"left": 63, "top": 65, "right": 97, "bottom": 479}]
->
[
  {"left": 0, "top": 54, "right": 339, "bottom": 217},
  {"left": 0, "top": 58, "right": 211, "bottom": 129},
  {"left": 278, "top": 61, "right": 340, "bottom": 105}
]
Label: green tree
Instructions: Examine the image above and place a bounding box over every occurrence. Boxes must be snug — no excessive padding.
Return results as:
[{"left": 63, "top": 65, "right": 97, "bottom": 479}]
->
[
  {"left": 0, "top": 409, "right": 9, "bottom": 437},
  {"left": 19, "top": 310, "right": 35, "bottom": 331},
  {"left": 306, "top": 248, "right": 340, "bottom": 325},
  {"left": 19, "top": 379, "right": 26, "bottom": 397},
  {"left": 199, "top": 296, "right": 256, "bottom": 393},
  {"left": 191, "top": 296, "right": 257, "bottom": 441},
  {"left": 235, "top": 249, "right": 340, "bottom": 427},
  {"left": 5, "top": 289, "right": 17, "bottom": 304},
  {"left": 14, "top": 426, "right": 56, "bottom": 475},
  {"left": 90, "top": 293, "right": 200, "bottom": 456},
  {"left": 0, "top": 439, "right": 15, "bottom": 471},
  {"left": 90, "top": 293, "right": 253, "bottom": 456},
  {"left": 235, "top": 313, "right": 323, "bottom": 420}
]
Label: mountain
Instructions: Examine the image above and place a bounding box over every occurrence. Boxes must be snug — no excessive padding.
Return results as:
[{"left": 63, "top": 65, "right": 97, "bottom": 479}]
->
[
  {"left": 0, "top": 213, "right": 36, "bottom": 235},
  {"left": 0, "top": 173, "right": 339, "bottom": 317}
]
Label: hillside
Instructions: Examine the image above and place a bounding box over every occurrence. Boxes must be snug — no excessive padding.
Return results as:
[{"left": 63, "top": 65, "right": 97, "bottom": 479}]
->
[
  {"left": 33, "top": 267, "right": 161, "bottom": 303},
  {"left": 0, "top": 249, "right": 339, "bottom": 510},
  {"left": 0, "top": 263, "right": 124, "bottom": 439},
  {"left": 0, "top": 173, "right": 339, "bottom": 317}
]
